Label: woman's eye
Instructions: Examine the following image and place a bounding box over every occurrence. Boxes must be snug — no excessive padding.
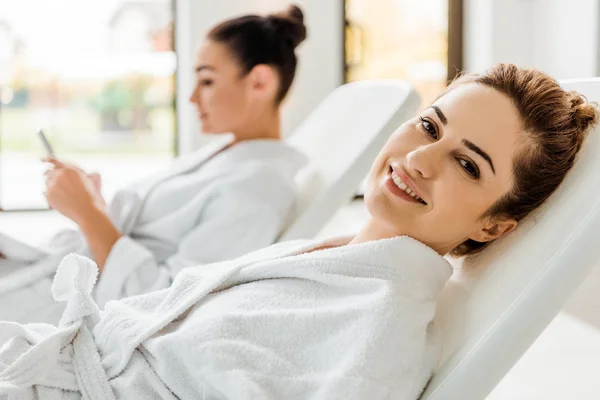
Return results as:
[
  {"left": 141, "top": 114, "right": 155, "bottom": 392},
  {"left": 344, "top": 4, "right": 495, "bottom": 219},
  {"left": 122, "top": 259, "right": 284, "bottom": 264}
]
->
[
  {"left": 459, "top": 159, "right": 480, "bottom": 179},
  {"left": 199, "top": 79, "right": 213, "bottom": 86},
  {"left": 419, "top": 117, "right": 438, "bottom": 139}
]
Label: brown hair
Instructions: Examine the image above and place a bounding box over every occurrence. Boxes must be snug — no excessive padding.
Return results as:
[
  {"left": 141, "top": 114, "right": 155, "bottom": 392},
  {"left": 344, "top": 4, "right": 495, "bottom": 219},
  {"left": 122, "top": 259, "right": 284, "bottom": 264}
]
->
[
  {"left": 207, "top": 5, "right": 307, "bottom": 104},
  {"left": 449, "top": 64, "right": 598, "bottom": 256}
]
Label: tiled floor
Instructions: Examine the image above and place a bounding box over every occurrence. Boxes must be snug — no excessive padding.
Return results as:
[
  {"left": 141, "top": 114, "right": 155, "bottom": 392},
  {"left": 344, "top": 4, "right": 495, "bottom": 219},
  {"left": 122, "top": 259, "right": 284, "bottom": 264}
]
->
[{"left": 2, "top": 201, "right": 600, "bottom": 399}]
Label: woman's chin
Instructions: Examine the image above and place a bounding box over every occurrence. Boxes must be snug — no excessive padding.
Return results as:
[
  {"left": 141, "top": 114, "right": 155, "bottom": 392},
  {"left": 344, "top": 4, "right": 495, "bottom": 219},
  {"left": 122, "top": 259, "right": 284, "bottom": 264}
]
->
[
  {"left": 365, "top": 184, "right": 419, "bottom": 225},
  {"left": 199, "top": 125, "right": 212, "bottom": 134}
]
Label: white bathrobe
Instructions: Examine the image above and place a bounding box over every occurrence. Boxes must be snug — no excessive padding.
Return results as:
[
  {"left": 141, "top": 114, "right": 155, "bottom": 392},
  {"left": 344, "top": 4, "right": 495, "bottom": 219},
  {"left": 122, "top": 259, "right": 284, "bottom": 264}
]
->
[
  {"left": 0, "top": 137, "right": 306, "bottom": 323},
  {"left": 0, "top": 236, "right": 452, "bottom": 400}
]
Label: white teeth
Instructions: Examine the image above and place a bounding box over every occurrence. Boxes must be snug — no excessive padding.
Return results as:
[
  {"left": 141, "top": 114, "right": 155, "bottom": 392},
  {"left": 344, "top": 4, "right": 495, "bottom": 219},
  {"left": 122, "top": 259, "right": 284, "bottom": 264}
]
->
[{"left": 391, "top": 170, "right": 424, "bottom": 203}]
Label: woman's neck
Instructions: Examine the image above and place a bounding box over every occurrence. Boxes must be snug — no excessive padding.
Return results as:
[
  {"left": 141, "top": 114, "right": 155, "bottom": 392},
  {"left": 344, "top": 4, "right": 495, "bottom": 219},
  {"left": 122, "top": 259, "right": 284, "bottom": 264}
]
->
[
  {"left": 349, "top": 218, "right": 399, "bottom": 246},
  {"left": 349, "top": 217, "right": 448, "bottom": 255},
  {"left": 233, "top": 109, "right": 281, "bottom": 143}
]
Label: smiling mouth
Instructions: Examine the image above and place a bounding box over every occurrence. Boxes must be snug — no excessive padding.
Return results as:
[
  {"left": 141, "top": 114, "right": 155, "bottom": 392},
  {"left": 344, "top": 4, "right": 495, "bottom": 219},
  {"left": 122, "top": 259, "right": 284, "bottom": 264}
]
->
[{"left": 388, "top": 166, "right": 427, "bottom": 205}]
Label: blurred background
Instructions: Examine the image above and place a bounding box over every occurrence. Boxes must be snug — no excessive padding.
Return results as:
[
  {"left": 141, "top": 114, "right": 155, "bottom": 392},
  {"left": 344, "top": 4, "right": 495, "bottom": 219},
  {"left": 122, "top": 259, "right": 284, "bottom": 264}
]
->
[{"left": 0, "top": 0, "right": 176, "bottom": 209}]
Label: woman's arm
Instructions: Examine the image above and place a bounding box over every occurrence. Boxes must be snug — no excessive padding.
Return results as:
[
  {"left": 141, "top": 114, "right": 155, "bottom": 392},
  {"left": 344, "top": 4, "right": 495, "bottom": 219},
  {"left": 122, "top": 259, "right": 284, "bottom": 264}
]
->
[{"left": 77, "top": 205, "right": 122, "bottom": 271}]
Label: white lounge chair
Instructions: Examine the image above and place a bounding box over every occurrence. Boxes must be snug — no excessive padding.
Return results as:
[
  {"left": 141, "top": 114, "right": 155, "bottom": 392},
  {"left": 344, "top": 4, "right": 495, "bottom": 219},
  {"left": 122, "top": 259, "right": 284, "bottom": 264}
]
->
[
  {"left": 421, "top": 78, "right": 600, "bottom": 399},
  {"left": 279, "top": 80, "right": 420, "bottom": 241}
]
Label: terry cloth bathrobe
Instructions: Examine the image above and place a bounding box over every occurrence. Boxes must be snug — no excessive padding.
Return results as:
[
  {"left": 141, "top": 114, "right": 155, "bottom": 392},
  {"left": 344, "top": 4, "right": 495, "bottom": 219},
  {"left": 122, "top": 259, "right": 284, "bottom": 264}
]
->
[
  {"left": 0, "top": 236, "right": 452, "bottom": 400},
  {"left": 0, "top": 137, "right": 306, "bottom": 324}
]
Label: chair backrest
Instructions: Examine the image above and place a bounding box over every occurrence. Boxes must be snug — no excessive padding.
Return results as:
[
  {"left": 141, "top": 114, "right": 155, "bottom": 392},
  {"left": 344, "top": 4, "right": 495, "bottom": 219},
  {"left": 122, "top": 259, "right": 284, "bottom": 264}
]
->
[
  {"left": 421, "top": 78, "right": 600, "bottom": 400},
  {"left": 279, "top": 80, "right": 420, "bottom": 241}
]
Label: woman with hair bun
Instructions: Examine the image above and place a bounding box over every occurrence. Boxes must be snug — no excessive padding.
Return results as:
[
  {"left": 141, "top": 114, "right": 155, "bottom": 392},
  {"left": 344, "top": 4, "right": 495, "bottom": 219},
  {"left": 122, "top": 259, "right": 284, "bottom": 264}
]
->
[{"left": 0, "top": 5, "right": 309, "bottom": 324}]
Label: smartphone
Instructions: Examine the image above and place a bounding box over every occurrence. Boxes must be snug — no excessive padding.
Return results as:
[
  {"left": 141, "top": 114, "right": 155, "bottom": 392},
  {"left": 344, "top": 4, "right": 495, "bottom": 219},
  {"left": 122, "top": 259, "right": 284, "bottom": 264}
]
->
[{"left": 37, "top": 129, "right": 55, "bottom": 157}]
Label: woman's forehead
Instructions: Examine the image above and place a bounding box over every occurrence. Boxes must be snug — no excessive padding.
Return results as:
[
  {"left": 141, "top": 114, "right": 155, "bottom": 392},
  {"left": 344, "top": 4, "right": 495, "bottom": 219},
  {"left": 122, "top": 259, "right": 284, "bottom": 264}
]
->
[
  {"left": 195, "top": 41, "right": 235, "bottom": 70},
  {"left": 433, "top": 84, "right": 522, "bottom": 134}
]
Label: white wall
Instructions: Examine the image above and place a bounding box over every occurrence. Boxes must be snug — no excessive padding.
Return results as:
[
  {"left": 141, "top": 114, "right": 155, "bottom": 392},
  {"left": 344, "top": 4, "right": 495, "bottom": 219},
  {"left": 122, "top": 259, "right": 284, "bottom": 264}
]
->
[
  {"left": 463, "top": 0, "right": 537, "bottom": 72},
  {"left": 532, "top": 0, "right": 598, "bottom": 79},
  {"left": 463, "top": 0, "right": 599, "bottom": 79},
  {"left": 175, "top": 0, "right": 344, "bottom": 153},
  {"left": 462, "top": 0, "right": 494, "bottom": 73}
]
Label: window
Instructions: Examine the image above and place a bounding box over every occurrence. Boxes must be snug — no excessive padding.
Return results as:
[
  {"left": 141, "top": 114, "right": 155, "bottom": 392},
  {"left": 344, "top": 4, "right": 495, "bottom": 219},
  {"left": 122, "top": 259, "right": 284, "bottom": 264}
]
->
[
  {"left": 0, "top": 0, "right": 176, "bottom": 210},
  {"left": 344, "top": 0, "right": 462, "bottom": 108}
]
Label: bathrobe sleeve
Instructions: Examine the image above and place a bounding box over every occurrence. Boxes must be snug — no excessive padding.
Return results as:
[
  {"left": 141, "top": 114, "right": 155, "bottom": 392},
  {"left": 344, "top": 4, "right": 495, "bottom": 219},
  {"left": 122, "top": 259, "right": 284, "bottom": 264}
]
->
[{"left": 94, "top": 167, "right": 297, "bottom": 307}]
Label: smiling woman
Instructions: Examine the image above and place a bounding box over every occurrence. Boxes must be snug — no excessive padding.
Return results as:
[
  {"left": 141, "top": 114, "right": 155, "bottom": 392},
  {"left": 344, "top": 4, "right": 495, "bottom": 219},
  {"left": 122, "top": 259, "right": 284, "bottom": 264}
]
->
[{"left": 358, "top": 64, "right": 597, "bottom": 256}]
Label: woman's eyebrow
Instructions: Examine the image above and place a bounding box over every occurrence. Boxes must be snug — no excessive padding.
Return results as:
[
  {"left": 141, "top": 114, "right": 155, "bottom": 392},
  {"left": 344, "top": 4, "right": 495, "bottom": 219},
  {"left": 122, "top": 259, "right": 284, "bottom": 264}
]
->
[
  {"left": 195, "top": 65, "right": 216, "bottom": 73},
  {"left": 462, "top": 139, "right": 496, "bottom": 174},
  {"left": 430, "top": 105, "right": 447, "bottom": 125}
]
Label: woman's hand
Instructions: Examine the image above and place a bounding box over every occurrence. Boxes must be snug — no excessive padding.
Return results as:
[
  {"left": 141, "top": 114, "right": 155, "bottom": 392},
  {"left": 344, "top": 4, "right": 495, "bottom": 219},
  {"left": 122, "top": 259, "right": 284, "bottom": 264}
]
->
[
  {"left": 87, "top": 172, "right": 103, "bottom": 195},
  {"left": 43, "top": 158, "right": 105, "bottom": 224},
  {"left": 42, "top": 158, "right": 120, "bottom": 270}
]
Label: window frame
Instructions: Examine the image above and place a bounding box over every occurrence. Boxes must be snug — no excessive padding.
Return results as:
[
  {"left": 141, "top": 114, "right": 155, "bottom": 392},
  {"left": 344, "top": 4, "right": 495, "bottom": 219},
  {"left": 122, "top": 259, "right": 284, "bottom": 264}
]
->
[{"left": 342, "top": 0, "right": 464, "bottom": 83}]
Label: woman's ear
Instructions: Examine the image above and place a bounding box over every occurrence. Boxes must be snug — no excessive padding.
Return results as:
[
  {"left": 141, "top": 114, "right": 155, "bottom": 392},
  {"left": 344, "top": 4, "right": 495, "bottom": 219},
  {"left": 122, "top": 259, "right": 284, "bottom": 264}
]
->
[
  {"left": 470, "top": 218, "right": 518, "bottom": 243},
  {"left": 247, "top": 64, "right": 278, "bottom": 98}
]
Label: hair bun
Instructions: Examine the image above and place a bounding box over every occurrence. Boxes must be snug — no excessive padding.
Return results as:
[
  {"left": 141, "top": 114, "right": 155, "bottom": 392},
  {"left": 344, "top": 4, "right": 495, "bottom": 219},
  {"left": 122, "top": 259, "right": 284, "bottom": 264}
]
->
[
  {"left": 284, "top": 4, "right": 304, "bottom": 23},
  {"left": 268, "top": 4, "right": 307, "bottom": 49},
  {"left": 569, "top": 91, "right": 599, "bottom": 137}
]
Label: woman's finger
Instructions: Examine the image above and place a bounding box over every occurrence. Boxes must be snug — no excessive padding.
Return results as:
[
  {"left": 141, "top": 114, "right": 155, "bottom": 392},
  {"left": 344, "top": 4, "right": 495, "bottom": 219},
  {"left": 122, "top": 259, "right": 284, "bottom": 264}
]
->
[{"left": 41, "top": 157, "right": 66, "bottom": 168}]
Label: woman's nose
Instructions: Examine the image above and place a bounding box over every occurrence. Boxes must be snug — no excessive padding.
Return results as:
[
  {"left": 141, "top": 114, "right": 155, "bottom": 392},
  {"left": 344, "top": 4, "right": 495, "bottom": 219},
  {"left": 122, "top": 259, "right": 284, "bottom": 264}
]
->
[
  {"left": 189, "top": 85, "right": 199, "bottom": 104},
  {"left": 406, "top": 144, "right": 441, "bottom": 179}
]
